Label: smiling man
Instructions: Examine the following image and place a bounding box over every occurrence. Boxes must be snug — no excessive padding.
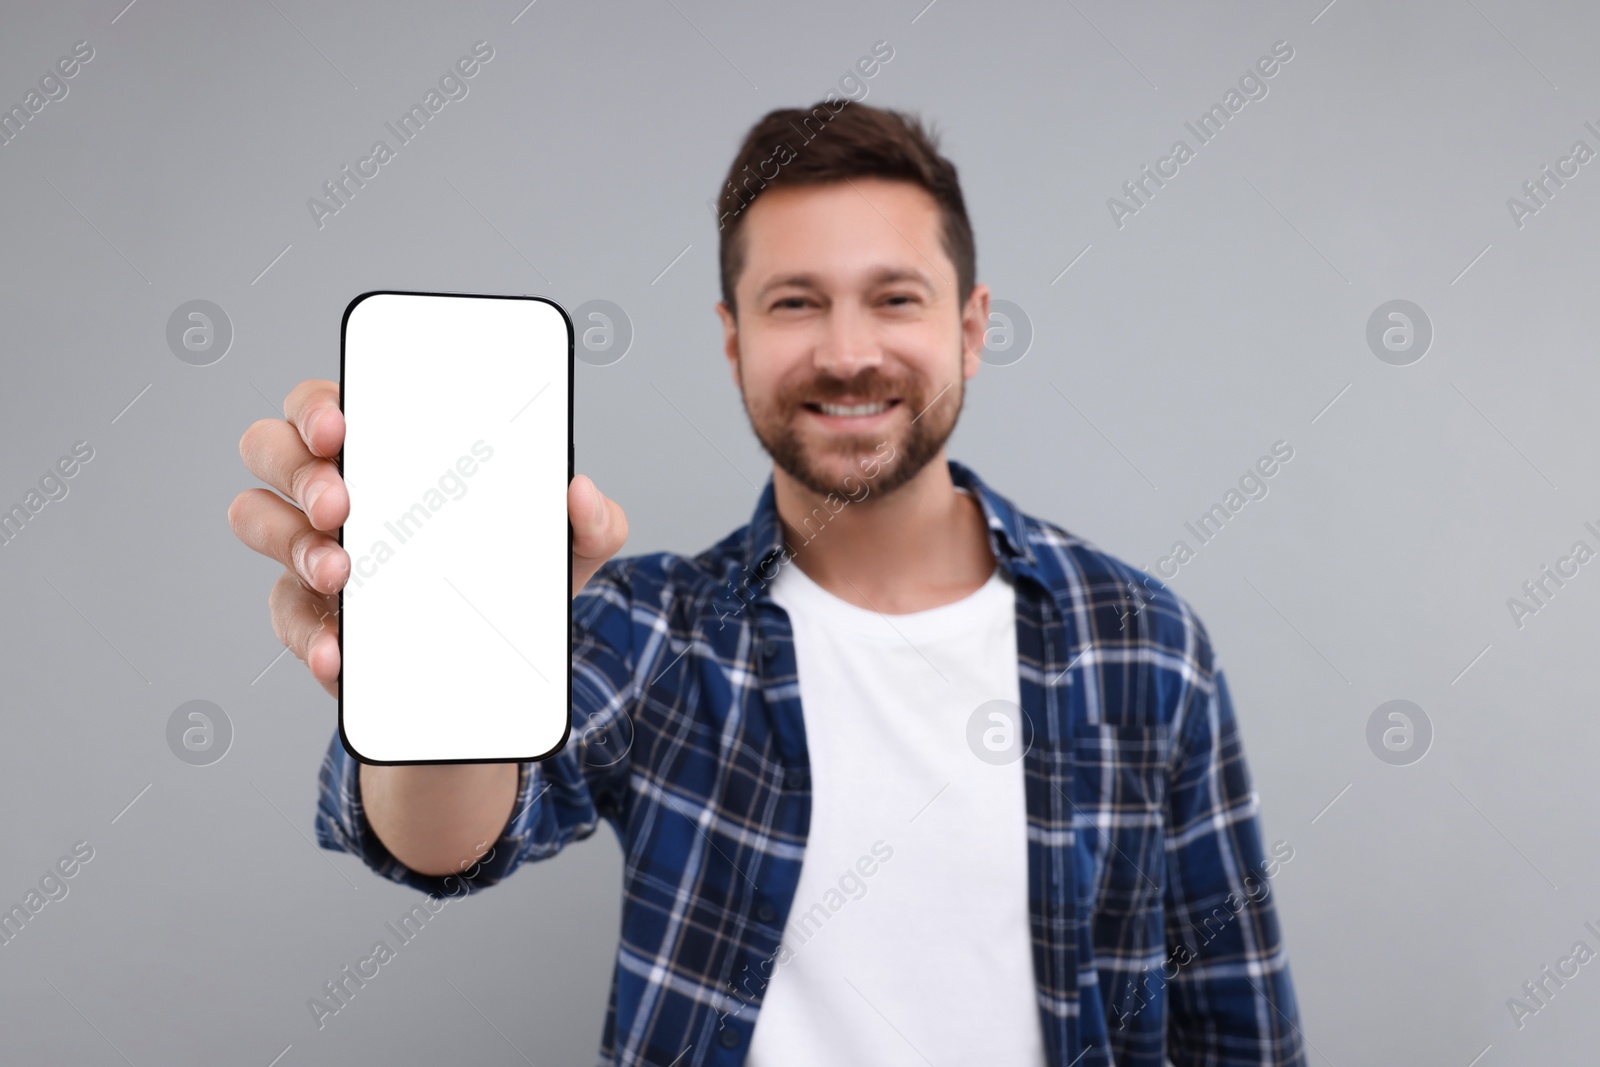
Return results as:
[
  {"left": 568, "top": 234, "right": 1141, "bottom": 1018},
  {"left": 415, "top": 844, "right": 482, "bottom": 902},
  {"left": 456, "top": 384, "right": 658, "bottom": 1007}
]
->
[{"left": 231, "top": 100, "right": 1305, "bottom": 1065}]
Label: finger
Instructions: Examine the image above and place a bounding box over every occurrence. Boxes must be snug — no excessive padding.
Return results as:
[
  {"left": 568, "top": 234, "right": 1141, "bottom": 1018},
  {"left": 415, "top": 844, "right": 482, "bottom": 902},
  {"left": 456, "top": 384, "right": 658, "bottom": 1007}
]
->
[
  {"left": 269, "top": 570, "right": 341, "bottom": 697},
  {"left": 570, "top": 474, "right": 627, "bottom": 597},
  {"left": 229, "top": 488, "right": 350, "bottom": 594},
  {"left": 239, "top": 418, "right": 349, "bottom": 531},
  {"left": 284, "top": 379, "right": 344, "bottom": 459}
]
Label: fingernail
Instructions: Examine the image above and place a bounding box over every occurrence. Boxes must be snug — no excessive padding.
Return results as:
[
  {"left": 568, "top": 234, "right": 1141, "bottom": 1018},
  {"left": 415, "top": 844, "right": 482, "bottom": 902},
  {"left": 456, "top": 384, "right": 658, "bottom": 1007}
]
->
[
  {"left": 305, "top": 480, "right": 327, "bottom": 513},
  {"left": 306, "top": 546, "right": 330, "bottom": 584},
  {"left": 590, "top": 480, "right": 605, "bottom": 523},
  {"left": 304, "top": 407, "right": 323, "bottom": 444}
]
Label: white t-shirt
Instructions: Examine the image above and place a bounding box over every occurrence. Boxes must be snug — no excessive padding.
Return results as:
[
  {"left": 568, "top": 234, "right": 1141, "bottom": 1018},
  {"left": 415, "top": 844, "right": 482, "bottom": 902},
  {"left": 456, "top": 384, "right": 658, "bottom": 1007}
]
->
[{"left": 747, "top": 534, "right": 1047, "bottom": 1065}]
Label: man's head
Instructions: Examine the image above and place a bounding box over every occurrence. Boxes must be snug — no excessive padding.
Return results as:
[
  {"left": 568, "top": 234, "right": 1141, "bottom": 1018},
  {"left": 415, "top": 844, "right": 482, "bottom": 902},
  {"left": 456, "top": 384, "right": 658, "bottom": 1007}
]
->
[{"left": 713, "top": 102, "right": 988, "bottom": 500}]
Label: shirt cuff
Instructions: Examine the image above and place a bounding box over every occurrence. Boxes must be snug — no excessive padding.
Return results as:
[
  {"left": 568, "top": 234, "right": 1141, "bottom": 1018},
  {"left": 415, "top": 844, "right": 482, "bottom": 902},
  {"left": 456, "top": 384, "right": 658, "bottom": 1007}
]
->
[{"left": 313, "top": 726, "right": 534, "bottom": 898}]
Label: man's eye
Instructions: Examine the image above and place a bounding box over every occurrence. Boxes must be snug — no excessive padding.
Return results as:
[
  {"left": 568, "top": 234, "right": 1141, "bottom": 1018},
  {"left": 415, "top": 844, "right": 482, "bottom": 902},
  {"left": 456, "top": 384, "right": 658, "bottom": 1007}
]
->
[
  {"left": 773, "top": 297, "right": 810, "bottom": 310},
  {"left": 883, "top": 294, "right": 916, "bottom": 306}
]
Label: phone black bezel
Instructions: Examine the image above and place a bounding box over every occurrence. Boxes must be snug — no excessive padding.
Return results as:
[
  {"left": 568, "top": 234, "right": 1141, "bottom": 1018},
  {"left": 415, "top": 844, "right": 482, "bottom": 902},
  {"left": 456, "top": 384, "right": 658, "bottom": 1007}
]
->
[{"left": 336, "top": 289, "right": 574, "bottom": 766}]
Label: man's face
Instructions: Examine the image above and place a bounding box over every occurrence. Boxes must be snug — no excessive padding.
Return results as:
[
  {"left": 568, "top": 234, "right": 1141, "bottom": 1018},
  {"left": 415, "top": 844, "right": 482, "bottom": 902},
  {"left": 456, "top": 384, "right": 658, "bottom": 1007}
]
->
[{"left": 718, "top": 177, "right": 989, "bottom": 499}]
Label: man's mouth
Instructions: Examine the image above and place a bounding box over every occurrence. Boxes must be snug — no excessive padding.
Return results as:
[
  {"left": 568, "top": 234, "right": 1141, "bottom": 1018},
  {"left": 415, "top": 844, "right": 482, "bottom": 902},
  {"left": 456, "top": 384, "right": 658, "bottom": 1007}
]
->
[{"left": 802, "top": 398, "right": 901, "bottom": 418}]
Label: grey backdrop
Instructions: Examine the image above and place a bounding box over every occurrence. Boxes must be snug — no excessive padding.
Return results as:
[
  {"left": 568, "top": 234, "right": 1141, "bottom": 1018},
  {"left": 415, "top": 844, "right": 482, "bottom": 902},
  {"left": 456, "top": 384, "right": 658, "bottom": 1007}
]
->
[{"left": 2, "top": 0, "right": 1596, "bottom": 1063}]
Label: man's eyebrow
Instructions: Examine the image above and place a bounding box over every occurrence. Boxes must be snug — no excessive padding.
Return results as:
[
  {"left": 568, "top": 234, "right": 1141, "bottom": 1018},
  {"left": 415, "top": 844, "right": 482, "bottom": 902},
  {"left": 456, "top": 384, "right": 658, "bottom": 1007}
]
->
[
  {"left": 867, "top": 267, "right": 936, "bottom": 293},
  {"left": 753, "top": 267, "right": 936, "bottom": 303},
  {"left": 753, "top": 274, "right": 819, "bottom": 302}
]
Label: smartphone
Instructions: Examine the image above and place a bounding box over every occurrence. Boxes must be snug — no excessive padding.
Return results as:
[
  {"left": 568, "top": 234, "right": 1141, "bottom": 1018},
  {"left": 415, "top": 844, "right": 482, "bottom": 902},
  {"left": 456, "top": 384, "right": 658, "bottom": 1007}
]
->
[{"left": 338, "top": 291, "right": 572, "bottom": 764}]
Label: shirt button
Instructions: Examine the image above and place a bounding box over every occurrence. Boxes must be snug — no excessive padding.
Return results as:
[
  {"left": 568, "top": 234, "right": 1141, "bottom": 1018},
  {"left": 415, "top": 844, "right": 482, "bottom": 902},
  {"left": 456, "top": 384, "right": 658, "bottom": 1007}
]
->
[
  {"left": 756, "top": 901, "right": 778, "bottom": 923},
  {"left": 719, "top": 1027, "right": 742, "bottom": 1048},
  {"left": 761, "top": 642, "right": 778, "bottom": 660},
  {"left": 786, "top": 767, "right": 809, "bottom": 791}
]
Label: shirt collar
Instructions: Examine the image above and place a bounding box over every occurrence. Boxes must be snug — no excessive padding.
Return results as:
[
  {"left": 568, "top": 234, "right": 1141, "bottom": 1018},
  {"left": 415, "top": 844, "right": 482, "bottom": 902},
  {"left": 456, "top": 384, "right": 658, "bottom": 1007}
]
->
[{"left": 740, "top": 458, "right": 1039, "bottom": 587}]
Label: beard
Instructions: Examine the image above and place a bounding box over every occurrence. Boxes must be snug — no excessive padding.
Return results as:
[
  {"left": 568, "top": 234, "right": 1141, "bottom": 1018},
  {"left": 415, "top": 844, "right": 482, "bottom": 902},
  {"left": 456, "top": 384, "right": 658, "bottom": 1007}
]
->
[{"left": 740, "top": 359, "right": 963, "bottom": 499}]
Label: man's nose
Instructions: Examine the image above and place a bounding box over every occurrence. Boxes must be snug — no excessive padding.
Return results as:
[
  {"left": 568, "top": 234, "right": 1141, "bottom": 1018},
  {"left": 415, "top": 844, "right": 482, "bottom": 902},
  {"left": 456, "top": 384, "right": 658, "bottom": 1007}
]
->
[{"left": 813, "top": 304, "right": 881, "bottom": 380}]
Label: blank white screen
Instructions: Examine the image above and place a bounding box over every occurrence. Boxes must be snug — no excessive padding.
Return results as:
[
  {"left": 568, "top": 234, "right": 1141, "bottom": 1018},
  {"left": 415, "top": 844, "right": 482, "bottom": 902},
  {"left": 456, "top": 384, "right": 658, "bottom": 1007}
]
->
[{"left": 340, "top": 292, "right": 570, "bottom": 763}]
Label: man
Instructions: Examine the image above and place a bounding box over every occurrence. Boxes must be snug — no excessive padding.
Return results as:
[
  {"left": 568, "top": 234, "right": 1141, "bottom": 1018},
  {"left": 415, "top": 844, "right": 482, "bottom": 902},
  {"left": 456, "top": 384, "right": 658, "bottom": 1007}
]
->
[{"left": 230, "top": 100, "right": 1305, "bottom": 1065}]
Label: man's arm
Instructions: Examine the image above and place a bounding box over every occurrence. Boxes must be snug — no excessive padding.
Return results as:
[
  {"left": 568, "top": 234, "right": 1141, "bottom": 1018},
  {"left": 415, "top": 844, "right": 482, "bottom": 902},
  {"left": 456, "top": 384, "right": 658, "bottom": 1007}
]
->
[
  {"left": 229, "top": 379, "right": 635, "bottom": 894},
  {"left": 1162, "top": 657, "right": 1307, "bottom": 1066},
  {"left": 313, "top": 556, "right": 644, "bottom": 896}
]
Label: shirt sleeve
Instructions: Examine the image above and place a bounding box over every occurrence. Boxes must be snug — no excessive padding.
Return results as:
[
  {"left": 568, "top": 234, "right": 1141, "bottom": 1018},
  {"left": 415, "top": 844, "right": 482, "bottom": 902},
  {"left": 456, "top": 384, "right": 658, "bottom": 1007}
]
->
[
  {"left": 1162, "top": 654, "right": 1307, "bottom": 1066},
  {"left": 313, "top": 556, "right": 642, "bottom": 897}
]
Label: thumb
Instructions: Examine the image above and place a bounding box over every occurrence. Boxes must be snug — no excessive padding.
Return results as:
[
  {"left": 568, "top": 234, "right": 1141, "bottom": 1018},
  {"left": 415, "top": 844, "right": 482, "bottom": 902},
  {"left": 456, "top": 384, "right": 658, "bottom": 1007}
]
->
[{"left": 570, "top": 474, "right": 627, "bottom": 596}]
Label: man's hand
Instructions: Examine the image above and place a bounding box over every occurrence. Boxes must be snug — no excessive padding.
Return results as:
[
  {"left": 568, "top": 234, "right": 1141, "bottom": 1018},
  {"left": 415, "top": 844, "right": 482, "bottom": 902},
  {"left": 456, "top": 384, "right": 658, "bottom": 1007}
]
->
[
  {"left": 229, "top": 380, "right": 349, "bottom": 698},
  {"left": 227, "top": 378, "right": 629, "bottom": 699}
]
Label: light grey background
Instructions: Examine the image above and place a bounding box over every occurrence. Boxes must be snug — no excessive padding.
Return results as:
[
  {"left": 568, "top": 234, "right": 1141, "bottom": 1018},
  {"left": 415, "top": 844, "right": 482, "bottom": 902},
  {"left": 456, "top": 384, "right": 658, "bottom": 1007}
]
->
[{"left": 1, "top": 0, "right": 1596, "bottom": 1063}]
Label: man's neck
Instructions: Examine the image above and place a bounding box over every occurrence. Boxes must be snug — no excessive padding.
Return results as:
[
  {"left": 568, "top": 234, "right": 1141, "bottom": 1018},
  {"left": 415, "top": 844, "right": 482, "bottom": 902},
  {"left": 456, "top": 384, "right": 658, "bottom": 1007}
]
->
[{"left": 771, "top": 453, "right": 998, "bottom": 615}]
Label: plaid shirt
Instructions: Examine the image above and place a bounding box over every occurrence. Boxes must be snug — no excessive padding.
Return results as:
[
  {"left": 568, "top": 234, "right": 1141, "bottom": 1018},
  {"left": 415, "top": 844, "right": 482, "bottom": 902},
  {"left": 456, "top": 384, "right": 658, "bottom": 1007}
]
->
[{"left": 316, "top": 458, "right": 1305, "bottom": 1066}]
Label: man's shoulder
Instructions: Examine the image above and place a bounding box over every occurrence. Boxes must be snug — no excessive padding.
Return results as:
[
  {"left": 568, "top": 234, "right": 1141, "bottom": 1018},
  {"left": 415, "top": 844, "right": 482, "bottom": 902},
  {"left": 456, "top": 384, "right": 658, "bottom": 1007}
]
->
[
  {"left": 581, "top": 498, "right": 1218, "bottom": 670},
  {"left": 579, "top": 526, "right": 752, "bottom": 619},
  {"left": 1016, "top": 510, "right": 1217, "bottom": 668}
]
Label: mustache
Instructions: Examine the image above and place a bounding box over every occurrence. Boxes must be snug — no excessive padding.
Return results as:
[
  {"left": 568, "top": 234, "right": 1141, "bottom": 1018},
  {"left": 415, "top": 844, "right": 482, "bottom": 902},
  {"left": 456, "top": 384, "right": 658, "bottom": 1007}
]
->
[{"left": 781, "top": 369, "right": 910, "bottom": 405}]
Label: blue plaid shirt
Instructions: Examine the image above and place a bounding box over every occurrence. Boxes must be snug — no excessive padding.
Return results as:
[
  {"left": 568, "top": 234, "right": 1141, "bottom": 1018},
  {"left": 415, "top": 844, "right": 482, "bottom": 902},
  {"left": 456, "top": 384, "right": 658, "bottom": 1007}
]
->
[{"left": 316, "top": 459, "right": 1305, "bottom": 1066}]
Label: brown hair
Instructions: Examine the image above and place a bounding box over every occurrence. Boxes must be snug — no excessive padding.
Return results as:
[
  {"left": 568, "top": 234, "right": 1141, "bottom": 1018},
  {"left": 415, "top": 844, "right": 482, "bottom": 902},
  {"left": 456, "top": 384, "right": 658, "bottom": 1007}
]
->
[{"left": 712, "top": 100, "right": 975, "bottom": 318}]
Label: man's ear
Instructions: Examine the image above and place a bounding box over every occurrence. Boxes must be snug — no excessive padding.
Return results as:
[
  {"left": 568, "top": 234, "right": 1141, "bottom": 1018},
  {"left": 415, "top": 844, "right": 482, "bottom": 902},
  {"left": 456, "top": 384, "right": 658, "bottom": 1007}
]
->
[
  {"left": 716, "top": 300, "right": 741, "bottom": 389},
  {"left": 960, "top": 282, "right": 991, "bottom": 381}
]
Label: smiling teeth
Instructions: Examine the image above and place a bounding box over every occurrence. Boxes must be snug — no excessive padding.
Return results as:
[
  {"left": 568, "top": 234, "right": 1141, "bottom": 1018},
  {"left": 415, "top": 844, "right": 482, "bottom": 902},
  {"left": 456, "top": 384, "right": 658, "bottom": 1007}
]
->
[{"left": 818, "top": 401, "right": 890, "bottom": 417}]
